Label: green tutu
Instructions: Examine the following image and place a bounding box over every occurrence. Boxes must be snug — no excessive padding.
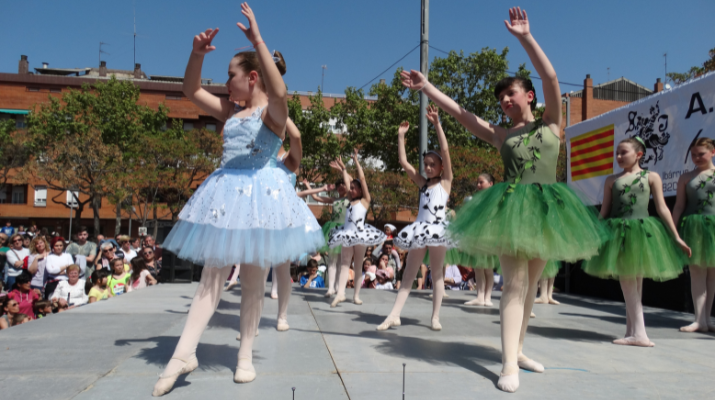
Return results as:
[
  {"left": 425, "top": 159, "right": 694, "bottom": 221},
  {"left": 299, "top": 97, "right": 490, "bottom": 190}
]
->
[
  {"left": 582, "top": 217, "right": 687, "bottom": 281},
  {"left": 679, "top": 214, "right": 715, "bottom": 268},
  {"left": 320, "top": 221, "right": 343, "bottom": 254},
  {"left": 448, "top": 182, "right": 609, "bottom": 262},
  {"left": 446, "top": 249, "right": 499, "bottom": 270},
  {"left": 541, "top": 260, "right": 561, "bottom": 278}
]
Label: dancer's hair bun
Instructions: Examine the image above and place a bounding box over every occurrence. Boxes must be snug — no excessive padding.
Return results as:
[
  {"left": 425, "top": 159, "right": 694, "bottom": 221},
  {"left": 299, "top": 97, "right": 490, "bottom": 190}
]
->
[{"left": 273, "top": 50, "right": 287, "bottom": 76}]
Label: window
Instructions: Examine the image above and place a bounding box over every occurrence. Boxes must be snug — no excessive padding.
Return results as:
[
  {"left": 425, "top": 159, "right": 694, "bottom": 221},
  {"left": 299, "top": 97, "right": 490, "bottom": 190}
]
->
[
  {"left": 0, "top": 186, "right": 6, "bottom": 204},
  {"left": 11, "top": 185, "right": 25, "bottom": 204},
  {"left": 205, "top": 123, "right": 216, "bottom": 132},
  {"left": 50, "top": 88, "right": 62, "bottom": 93},
  {"left": 166, "top": 94, "right": 182, "bottom": 100},
  {"left": 66, "top": 190, "right": 79, "bottom": 208},
  {"left": 27, "top": 87, "right": 40, "bottom": 92},
  {"left": 34, "top": 186, "right": 47, "bottom": 207},
  {"left": 183, "top": 122, "right": 194, "bottom": 131},
  {"left": 15, "top": 116, "right": 26, "bottom": 129}
]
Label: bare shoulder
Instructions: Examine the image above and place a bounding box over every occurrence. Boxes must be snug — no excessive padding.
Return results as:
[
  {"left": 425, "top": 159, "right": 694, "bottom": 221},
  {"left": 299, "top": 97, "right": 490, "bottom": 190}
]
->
[
  {"left": 647, "top": 171, "right": 662, "bottom": 183},
  {"left": 677, "top": 170, "right": 697, "bottom": 184}
]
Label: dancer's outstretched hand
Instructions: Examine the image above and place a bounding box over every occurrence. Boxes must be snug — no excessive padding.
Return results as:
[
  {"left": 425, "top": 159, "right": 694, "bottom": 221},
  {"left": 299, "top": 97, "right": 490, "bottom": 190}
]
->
[
  {"left": 504, "top": 7, "right": 531, "bottom": 38},
  {"left": 236, "top": 2, "right": 262, "bottom": 45},
  {"left": 301, "top": 178, "right": 311, "bottom": 189},
  {"left": 400, "top": 70, "right": 427, "bottom": 91},
  {"left": 329, "top": 158, "right": 344, "bottom": 171},
  {"left": 397, "top": 121, "right": 410, "bottom": 137},
  {"left": 192, "top": 28, "right": 219, "bottom": 55},
  {"left": 352, "top": 148, "right": 360, "bottom": 162},
  {"left": 677, "top": 238, "right": 692, "bottom": 258},
  {"left": 426, "top": 105, "right": 439, "bottom": 124}
]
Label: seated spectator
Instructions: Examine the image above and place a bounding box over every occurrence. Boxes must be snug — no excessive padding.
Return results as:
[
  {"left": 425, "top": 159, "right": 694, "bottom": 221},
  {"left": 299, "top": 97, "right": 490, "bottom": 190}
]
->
[
  {"left": 130, "top": 237, "right": 142, "bottom": 252},
  {"left": 12, "top": 313, "right": 29, "bottom": 326},
  {"left": 126, "top": 258, "right": 157, "bottom": 292},
  {"left": 87, "top": 270, "right": 112, "bottom": 303},
  {"left": 95, "top": 242, "right": 116, "bottom": 272},
  {"left": 375, "top": 270, "right": 394, "bottom": 290},
  {"left": 143, "top": 235, "right": 163, "bottom": 261},
  {"left": 17, "top": 225, "right": 26, "bottom": 236},
  {"left": 27, "top": 236, "right": 51, "bottom": 296},
  {"left": 66, "top": 227, "right": 98, "bottom": 265},
  {"left": 364, "top": 246, "right": 374, "bottom": 263},
  {"left": 444, "top": 264, "right": 463, "bottom": 290},
  {"left": 22, "top": 234, "right": 32, "bottom": 249},
  {"left": 50, "top": 264, "right": 88, "bottom": 308},
  {"left": 5, "top": 233, "right": 29, "bottom": 291},
  {"left": 34, "top": 300, "right": 52, "bottom": 318},
  {"left": 362, "top": 258, "right": 377, "bottom": 289},
  {"left": 383, "top": 224, "right": 396, "bottom": 240},
  {"left": 117, "top": 235, "right": 137, "bottom": 263},
  {"left": 380, "top": 240, "right": 402, "bottom": 271},
  {"left": 8, "top": 271, "right": 40, "bottom": 319},
  {"left": 0, "top": 232, "right": 9, "bottom": 253},
  {"left": 300, "top": 260, "right": 325, "bottom": 289},
  {"left": 107, "top": 258, "right": 131, "bottom": 296},
  {"left": 0, "top": 296, "right": 20, "bottom": 329},
  {"left": 1, "top": 221, "right": 14, "bottom": 236},
  {"left": 141, "top": 247, "right": 161, "bottom": 280},
  {"left": 45, "top": 237, "right": 74, "bottom": 299}
]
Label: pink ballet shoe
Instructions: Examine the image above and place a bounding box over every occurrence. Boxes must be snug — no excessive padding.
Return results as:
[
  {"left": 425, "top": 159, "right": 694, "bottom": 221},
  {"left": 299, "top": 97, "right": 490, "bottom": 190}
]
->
[
  {"left": 430, "top": 319, "right": 442, "bottom": 331},
  {"left": 464, "top": 298, "right": 485, "bottom": 306},
  {"left": 548, "top": 298, "right": 560, "bottom": 305},
  {"left": 330, "top": 295, "right": 346, "bottom": 308},
  {"left": 234, "top": 358, "right": 256, "bottom": 383},
  {"left": 612, "top": 337, "right": 655, "bottom": 347},
  {"left": 152, "top": 356, "right": 198, "bottom": 397},
  {"left": 497, "top": 362, "right": 519, "bottom": 393},
  {"left": 276, "top": 319, "right": 290, "bottom": 331},
  {"left": 533, "top": 297, "right": 548, "bottom": 304},
  {"left": 680, "top": 322, "right": 709, "bottom": 333},
  {"left": 353, "top": 297, "right": 363, "bottom": 305},
  {"left": 377, "top": 316, "right": 401, "bottom": 331},
  {"left": 517, "top": 356, "right": 544, "bottom": 373}
]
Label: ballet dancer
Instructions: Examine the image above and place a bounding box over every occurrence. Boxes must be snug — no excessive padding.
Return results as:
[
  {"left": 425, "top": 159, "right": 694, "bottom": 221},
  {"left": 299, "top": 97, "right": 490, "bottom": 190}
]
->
[
  {"left": 402, "top": 8, "right": 608, "bottom": 392},
  {"left": 534, "top": 261, "right": 561, "bottom": 305},
  {"left": 152, "top": 4, "right": 324, "bottom": 395},
  {"left": 328, "top": 149, "right": 386, "bottom": 307},
  {"left": 311, "top": 181, "right": 351, "bottom": 297},
  {"left": 582, "top": 137, "right": 690, "bottom": 346}
]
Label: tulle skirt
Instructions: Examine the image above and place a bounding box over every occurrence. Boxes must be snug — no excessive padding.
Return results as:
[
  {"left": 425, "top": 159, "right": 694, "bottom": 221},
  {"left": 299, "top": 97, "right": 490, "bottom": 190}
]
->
[
  {"left": 320, "top": 221, "right": 343, "bottom": 254},
  {"left": 679, "top": 214, "right": 715, "bottom": 268},
  {"left": 448, "top": 182, "right": 609, "bottom": 262},
  {"left": 582, "top": 217, "right": 687, "bottom": 281},
  {"left": 541, "top": 260, "right": 561, "bottom": 278},
  {"left": 394, "top": 220, "right": 455, "bottom": 250},
  {"left": 163, "top": 167, "right": 324, "bottom": 267},
  {"left": 444, "top": 249, "right": 499, "bottom": 270}
]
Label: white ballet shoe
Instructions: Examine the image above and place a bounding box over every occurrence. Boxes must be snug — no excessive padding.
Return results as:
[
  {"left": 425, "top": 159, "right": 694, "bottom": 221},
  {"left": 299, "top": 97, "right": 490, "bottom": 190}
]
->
[
  {"left": 353, "top": 297, "right": 363, "bottom": 305},
  {"left": 276, "top": 319, "right": 290, "bottom": 331},
  {"left": 234, "top": 358, "right": 256, "bottom": 383},
  {"left": 377, "top": 316, "right": 401, "bottom": 331},
  {"left": 680, "top": 322, "right": 709, "bottom": 333},
  {"left": 517, "top": 356, "right": 544, "bottom": 373},
  {"left": 324, "top": 290, "right": 336, "bottom": 298},
  {"left": 548, "top": 298, "right": 560, "bottom": 305},
  {"left": 152, "top": 355, "right": 198, "bottom": 397},
  {"left": 430, "top": 319, "right": 442, "bottom": 331},
  {"left": 613, "top": 336, "right": 655, "bottom": 347},
  {"left": 497, "top": 363, "right": 520, "bottom": 393},
  {"left": 330, "top": 295, "right": 346, "bottom": 308},
  {"left": 236, "top": 330, "right": 259, "bottom": 341},
  {"left": 464, "top": 298, "right": 485, "bottom": 306},
  {"left": 485, "top": 300, "right": 493, "bottom": 307},
  {"left": 534, "top": 297, "right": 548, "bottom": 304},
  {"left": 530, "top": 312, "right": 536, "bottom": 318}
]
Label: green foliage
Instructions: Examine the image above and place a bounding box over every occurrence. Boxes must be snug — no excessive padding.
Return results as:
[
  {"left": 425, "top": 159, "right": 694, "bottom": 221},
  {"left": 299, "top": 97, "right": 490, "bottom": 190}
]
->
[
  {"left": 0, "top": 119, "right": 32, "bottom": 186},
  {"left": 667, "top": 47, "right": 715, "bottom": 84}
]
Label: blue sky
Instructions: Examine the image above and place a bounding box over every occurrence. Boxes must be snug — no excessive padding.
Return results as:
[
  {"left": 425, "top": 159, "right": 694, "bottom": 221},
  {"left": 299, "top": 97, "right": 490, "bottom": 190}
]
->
[{"left": 2, "top": 0, "right": 713, "bottom": 102}]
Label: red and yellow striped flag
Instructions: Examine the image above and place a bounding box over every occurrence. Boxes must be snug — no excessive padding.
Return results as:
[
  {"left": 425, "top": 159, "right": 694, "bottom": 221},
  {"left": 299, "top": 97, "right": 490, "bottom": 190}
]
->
[{"left": 570, "top": 125, "right": 614, "bottom": 181}]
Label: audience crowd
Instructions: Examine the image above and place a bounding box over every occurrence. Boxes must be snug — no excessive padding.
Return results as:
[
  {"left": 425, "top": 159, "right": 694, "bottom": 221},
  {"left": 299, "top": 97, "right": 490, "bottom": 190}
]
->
[{"left": 0, "top": 221, "right": 161, "bottom": 330}]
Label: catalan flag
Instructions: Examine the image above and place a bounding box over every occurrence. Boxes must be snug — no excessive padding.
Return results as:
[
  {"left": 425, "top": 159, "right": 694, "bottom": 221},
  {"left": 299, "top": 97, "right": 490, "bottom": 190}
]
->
[{"left": 570, "top": 124, "right": 615, "bottom": 181}]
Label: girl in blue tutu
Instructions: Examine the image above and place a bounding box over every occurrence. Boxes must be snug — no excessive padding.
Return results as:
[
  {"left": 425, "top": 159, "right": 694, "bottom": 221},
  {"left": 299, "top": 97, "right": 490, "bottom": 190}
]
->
[
  {"left": 377, "top": 106, "right": 455, "bottom": 332},
  {"left": 401, "top": 7, "right": 608, "bottom": 392},
  {"left": 153, "top": 4, "right": 324, "bottom": 396},
  {"left": 327, "top": 150, "right": 386, "bottom": 307},
  {"left": 671, "top": 138, "right": 715, "bottom": 333},
  {"left": 582, "top": 137, "right": 690, "bottom": 346}
]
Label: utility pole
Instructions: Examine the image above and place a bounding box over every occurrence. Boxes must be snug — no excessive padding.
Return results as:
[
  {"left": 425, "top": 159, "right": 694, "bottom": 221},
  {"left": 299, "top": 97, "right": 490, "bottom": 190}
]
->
[
  {"left": 321, "top": 65, "right": 327, "bottom": 93},
  {"left": 664, "top": 53, "right": 668, "bottom": 82},
  {"left": 419, "top": 0, "right": 429, "bottom": 176}
]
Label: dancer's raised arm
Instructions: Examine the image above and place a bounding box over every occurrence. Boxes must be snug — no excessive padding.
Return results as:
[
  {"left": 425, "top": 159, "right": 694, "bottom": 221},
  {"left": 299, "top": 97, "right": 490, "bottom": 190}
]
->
[
  {"left": 426, "top": 105, "right": 453, "bottom": 187},
  {"left": 296, "top": 180, "right": 331, "bottom": 199},
  {"left": 650, "top": 172, "right": 691, "bottom": 256},
  {"left": 397, "top": 121, "right": 426, "bottom": 187},
  {"left": 504, "top": 7, "right": 561, "bottom": 129},
  {"left": 401, "top": 70, "right": 502, "bottom": 147},
  {"left": 237, "top": 2, "right": 288, "bottom": 136},
  {"left": 352, "top": 149, "right": 371, "bottom": 205},
  {"left": 183, "top": 28, "right": 236, "bottom": 122},
  {"left": 283, "top": 119, "right": 302, "bottom": 173}
]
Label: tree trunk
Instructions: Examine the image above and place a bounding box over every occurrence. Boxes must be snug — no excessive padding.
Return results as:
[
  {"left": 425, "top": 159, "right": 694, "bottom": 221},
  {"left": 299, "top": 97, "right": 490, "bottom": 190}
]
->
[
  {"left": 92, "top": 195, "right": 102, "bottom": 238},
  {"left": 72, "top": 202, "right": 85, "bottom": 237},
  {"left": 152, "top": 206, "right": 159, "bottom": 239},
  {"left": 115, "top": 202, "right": 122, "bottom": 237}
]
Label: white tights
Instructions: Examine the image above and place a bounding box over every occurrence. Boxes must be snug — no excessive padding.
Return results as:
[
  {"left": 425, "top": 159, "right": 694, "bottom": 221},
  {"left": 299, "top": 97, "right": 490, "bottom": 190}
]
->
[
  {"left": 615, "top": 276, "right": 653, "bottom": 346},
  {"left": 335, "top": 245, "right": 367, "bottom": 301},
  {"left": 682, "top": 265, "right": 715, "bottom": 332},
  {"left": 326, "top": 253, "right": 341, "bottom": 294}
]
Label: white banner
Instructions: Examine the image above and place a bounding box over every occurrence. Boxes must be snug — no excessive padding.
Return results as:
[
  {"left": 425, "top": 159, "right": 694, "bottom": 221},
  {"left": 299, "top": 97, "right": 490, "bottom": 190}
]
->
[{"left": 566, "top": 71, "right": 715, "bottom": 205}]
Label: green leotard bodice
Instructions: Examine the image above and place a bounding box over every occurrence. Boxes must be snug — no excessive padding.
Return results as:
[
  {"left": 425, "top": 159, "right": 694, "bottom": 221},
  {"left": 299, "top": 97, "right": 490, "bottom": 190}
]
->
[
  {"left": 684, "top": 169, "right": 715, "bottom": 216},
  {"left": 330, "top": 198, "right": 350, "bottom": 223},
  {"left": 500, "top": 121, "right": 559, "bottom": 185},
  {"left": 610, "top": 171, "right": 650, "bottom": 220}
]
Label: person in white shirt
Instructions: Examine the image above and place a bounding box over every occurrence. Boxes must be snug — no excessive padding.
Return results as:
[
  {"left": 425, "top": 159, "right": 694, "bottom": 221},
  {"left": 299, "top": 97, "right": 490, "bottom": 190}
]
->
[
  {"left": 5, "top": 233, "right": 30, "bottom": 291},
  {"left": 117, "top": 235, "right": 137, "bottom": 263},
  {"left": 45, "top": 237, "right": 75, "bottom": 299},
  {"left": 444, "top": 264, "right": 463, "bottom": 291},
  {"left": 50, "top": 265, "right": 88, "bottom": 307}
]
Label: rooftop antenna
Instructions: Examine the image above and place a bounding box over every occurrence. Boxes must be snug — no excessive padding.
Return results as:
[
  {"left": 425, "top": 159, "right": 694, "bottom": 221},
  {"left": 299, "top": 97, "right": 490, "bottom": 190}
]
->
[
  {"left": 321, "top": 65, "right": 327, "bottom": 93},
  {"left": 99, "top": 42, "right": 110, "bottom": 65},
  {"left": 663, "top": 52, "right": 668, "bottom": 82},
  {"left": 607, "top": 67, "right": 610, "bottom": 82},
  {"left": 133, "top": 1, "right": 138, "bottom": 66}
]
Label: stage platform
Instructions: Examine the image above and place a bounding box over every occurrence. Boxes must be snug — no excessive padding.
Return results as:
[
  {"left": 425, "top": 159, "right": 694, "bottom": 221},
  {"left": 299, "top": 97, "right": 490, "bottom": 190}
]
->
[{"left": 1, "top": 283, "right": 714, "bottom": 399}]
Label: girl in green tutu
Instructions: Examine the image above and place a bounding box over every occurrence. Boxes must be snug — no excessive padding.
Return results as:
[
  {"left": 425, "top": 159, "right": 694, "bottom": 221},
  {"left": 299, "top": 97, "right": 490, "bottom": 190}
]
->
[
  {"left": 462, "top": 173, "right": 500, "bottom": 307},
  {"left": 582, "top": 137, "right": 691, "bottom": 347},
  {"left": 534, "top": 261, "right": 561, "bottom": 305},
  {"left": 377, "top": 105, "right": 454, "bottom": 331},
  {"left": 401, "top": 7, "right": 607, "bottom": 393},
  {"left": 673, "top": 137, "right": 715, "bottom": 333},
  {"left": 310, "top": 177, "right": 350, "bottom": 297}
]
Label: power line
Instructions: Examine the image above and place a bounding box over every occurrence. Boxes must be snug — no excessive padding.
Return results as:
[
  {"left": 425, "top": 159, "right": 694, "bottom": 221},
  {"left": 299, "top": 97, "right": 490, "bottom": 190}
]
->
[{"left": 358, "top": 44, "right": 420, "bottom": 90}]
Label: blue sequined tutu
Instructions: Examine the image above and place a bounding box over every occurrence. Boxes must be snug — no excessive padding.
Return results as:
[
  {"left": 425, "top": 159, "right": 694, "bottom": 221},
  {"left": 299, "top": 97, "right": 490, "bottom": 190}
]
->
[{"left": 163, "top": 107, "right": 324, "bottom": 267}]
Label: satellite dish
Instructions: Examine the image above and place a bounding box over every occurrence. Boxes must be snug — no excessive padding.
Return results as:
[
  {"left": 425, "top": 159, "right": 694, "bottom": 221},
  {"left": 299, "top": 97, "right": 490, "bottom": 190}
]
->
[{"left": 665, "top": 83, "right": 672, "bottom": 90}]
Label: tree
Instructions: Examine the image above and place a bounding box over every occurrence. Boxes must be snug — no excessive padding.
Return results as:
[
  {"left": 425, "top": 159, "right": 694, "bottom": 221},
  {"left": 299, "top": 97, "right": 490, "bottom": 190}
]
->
[
  {"left": 0, "top": 119, "right": 32, "bottom": 187},
  {"left": 667, "top": 47, "right": 715, "bottom": 84}
]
